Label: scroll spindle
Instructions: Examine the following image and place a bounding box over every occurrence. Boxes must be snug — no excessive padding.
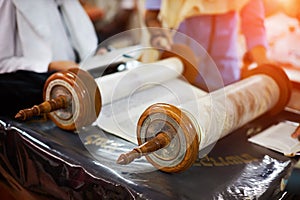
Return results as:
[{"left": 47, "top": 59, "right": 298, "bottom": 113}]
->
[
  {"left": 15, "top": 95, "right": 68, "bottom": 120},
  {"left": 117, "top": 132, "right": 172, "bottom": 165}
]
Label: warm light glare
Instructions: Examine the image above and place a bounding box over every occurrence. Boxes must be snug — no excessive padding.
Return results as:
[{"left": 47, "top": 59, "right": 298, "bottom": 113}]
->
[{"left": 278, "top": 0, "right": 300, "bottom": 17}]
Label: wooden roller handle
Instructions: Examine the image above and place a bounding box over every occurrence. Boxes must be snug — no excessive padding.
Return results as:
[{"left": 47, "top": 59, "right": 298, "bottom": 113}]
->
[
  {"left": 117, "top": 132, "right": 172, "bottom": 165},
  {"left": 15, "top": 95, "right": 68, "bottom": 120}
]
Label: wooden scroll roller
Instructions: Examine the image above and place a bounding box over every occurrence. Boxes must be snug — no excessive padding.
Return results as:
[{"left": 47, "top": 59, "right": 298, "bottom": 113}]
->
[
  {"left": 117, "top": 64, "right": 292, "bottom": 173},
  {"left": 15, "top": 68, "right": 101, "bottom": 131},
  {"left": 14, "top": 54, "right": 189, "bottom": 131}
]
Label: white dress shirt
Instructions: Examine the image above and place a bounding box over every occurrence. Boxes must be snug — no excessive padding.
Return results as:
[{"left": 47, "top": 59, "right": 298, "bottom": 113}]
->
[{"left": 0, "top": 0, "right": 98, "bottom": 73}]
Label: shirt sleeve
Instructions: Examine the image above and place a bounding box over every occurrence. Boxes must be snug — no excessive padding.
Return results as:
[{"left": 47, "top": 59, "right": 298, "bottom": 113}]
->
[
  {"left": 145, "top": 0, "right": 161, "bottom": 10},
  {"left": 240, "top": 0, "right": 268, "bottom": 51},
  {"left": 0, "top": 0, "right": 49, "bottom": 73}
]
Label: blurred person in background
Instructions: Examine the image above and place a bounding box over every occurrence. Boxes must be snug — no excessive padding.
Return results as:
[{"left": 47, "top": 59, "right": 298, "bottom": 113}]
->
[
  {"left": 84, "top": 0, "right": 142, "bottom": 46},
  {"left": 144, "top": 0, "right": 270, "bottom": 90},
  {"left": 0, "top": 0, "right": 98, "bottom": 116}
]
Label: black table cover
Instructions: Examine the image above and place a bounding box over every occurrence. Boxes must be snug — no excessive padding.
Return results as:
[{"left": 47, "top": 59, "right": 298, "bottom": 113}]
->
[{"left": 0, "top": 110, "right": 299, "bottom": 200}]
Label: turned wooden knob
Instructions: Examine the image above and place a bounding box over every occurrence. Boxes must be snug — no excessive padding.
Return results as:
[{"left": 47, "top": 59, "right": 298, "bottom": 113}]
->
[
  {"left": 15, "top": 95, "right": 68, "bottom": 120},
  {"left": 15, "top": 68, "right": 101, "bottom": 131},
  {"left": 117, "top": 103, "right": 199, "bottom": 173},
  {"left": 43, "top": 68, "right": 101, "bottom": 130},
  {"left": 117, "top": 132, "right": 173, "bottom": 165}
]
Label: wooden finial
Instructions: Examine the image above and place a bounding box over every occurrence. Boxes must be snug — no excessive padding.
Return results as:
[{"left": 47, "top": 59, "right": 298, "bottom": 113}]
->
[
  {"left": 15, "top": 95, "right": 68, "bottom": 120},
  {"left": 117, "top": 132, "right": 172, "bottom": 165},
  {"left": 122, "top": 103, "right": 199, "bottom": 173}
]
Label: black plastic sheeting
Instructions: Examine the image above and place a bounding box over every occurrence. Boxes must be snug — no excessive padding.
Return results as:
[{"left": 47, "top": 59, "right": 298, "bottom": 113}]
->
[
  {"left": 284, "top": 159, "right": 300, "bottom": 196},
  {"left": 0, "top": 110, "right": 299, "bottom": 200}
]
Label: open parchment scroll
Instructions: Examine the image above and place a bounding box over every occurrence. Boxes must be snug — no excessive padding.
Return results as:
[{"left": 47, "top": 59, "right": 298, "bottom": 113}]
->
[{"left": 95, "top": 57, "right": 207, "bottom": 143}]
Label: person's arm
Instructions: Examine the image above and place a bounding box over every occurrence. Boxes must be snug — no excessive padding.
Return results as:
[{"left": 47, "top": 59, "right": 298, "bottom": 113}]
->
[
  {"left": 144, "top": 0, "right": 172, "bottom": 50},
  {"left": 145, "top": 9, "right": 161, "bottom": 29},
  {"left": 0, "top": 0, "right": 79, "bottom": 74},
  {"left": 240, "top": 0, "right": 270, "bottom": 65},
  {"left": 145, "top": 10, "right": 173, "bottom": 50}
]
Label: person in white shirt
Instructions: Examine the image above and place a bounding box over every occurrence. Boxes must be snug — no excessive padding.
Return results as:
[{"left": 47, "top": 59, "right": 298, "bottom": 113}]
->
[
  {"left": 0, "top": 0, "right": 98, "bottom": 116},
  {"left": 0, "top": 0, "right": 98, "bottom": 73}
]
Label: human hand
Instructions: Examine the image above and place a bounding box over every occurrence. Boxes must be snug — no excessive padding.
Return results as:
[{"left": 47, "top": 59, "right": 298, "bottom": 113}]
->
[
  {"left": 48, "top": 61, "right": 79, "bottom": 72},
  {"left": 95, "top": 47, "right": 109, "bottom": 55},
  {"left": 248, "top": 45, "right": 272, "bottom": 65},
  {"left": 150, "top": 31, "right": 173, "bottom": 51},
  {"left": 241, "top": 46, "right": 276, "bottom": 77},
  {"left": 291, "top": 125, "right": 300, "bottom": 140}
]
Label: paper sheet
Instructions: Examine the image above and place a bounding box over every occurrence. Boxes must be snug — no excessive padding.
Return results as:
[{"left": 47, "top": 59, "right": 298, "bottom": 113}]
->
[{"left": 248, "top": 121, "right": 300, "bottom": 157}]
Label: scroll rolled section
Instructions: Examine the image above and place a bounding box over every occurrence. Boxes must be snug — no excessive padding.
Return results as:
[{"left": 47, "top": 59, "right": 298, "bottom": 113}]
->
[{"left": 117, "top": 64, "right": 291, "bottom": 173}]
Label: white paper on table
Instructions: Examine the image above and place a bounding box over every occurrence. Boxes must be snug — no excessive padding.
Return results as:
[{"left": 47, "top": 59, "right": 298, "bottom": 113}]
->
[{"left": 248, "top": 121, "right": 300, "bottom": 157}]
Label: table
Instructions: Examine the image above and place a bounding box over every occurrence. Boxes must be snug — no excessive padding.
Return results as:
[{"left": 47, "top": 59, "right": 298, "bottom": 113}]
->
[{"left": 0, "top": 108, "right": 299, "bottom": 199}]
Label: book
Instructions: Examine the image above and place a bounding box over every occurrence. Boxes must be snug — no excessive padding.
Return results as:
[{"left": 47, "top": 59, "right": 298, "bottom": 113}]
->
[{"left": 248, "top": 121, "right": 300, "bottom": 157}]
